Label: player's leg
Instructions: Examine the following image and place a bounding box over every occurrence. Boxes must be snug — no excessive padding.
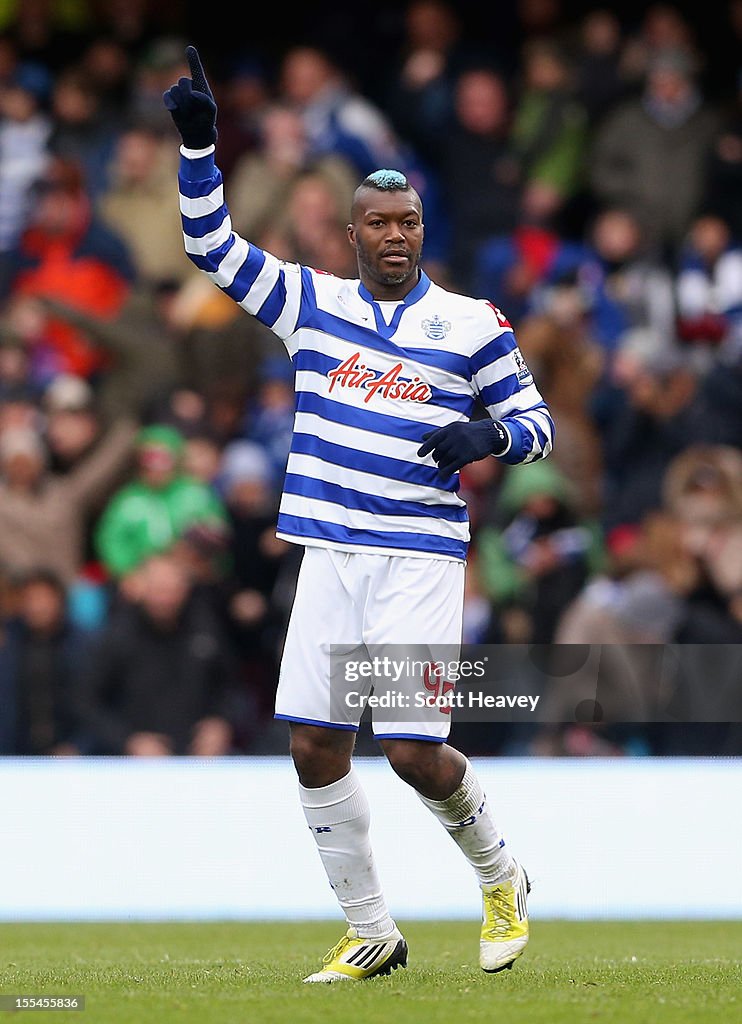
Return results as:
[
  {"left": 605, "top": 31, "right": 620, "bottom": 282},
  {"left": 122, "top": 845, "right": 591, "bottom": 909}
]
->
[
  {"left": 291, "top": 721, "right": 406, "bottom": 982},
  {"left": 365, "top": 555, "right": 529, "bottom": 972},
  {"left": 378, "top": 736, "right": 519, "bottom": 888},
  {"left": 291, "top": 721, "right": 395, "bottom": 936},
  {"left": 379, "top": 735, "right": 529, "bottom": 971},
  {"left": 276, "top": 549, "right": 406, "bottom": 982}
]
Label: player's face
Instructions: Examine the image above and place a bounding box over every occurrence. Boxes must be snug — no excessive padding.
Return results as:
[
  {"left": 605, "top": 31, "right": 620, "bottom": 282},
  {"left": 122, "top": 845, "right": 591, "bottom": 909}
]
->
[{"left": 348, "top": 189, "right": 424, "bottom": 293}]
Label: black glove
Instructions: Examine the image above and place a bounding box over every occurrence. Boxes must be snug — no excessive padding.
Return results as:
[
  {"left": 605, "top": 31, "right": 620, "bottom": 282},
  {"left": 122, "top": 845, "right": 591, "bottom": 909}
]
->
[
  {"left": 162, "top": 45, "right": 218, "bottom": 149},
  {"left": 417, "top": 419, "right": 510, "bottom": 477}
]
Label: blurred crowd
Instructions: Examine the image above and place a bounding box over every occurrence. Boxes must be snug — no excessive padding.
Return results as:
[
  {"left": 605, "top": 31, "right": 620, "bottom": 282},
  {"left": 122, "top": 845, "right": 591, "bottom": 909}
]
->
[{"left": 1, "top": 0, "right": 742, "bottom": 758}]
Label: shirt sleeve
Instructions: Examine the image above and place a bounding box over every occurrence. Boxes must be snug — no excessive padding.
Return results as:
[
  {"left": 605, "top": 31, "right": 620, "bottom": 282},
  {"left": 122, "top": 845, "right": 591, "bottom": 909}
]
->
[
  {"left": 469, "top": 303, "right": 555, "bottom": 465},
  {"left": 177, "top": 144, "right": 316, "bottom": 349}
]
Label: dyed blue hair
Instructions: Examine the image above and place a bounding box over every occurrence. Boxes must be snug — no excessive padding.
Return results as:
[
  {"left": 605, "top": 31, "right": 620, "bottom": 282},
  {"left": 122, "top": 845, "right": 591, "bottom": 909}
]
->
[{"left": 362, "top": 169, "right": 410, "bottom": 191}]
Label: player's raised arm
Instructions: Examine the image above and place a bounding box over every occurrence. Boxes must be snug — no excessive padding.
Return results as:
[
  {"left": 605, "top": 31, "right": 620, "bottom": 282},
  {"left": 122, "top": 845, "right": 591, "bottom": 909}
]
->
[{"left": 163, "top": 46, "right": 307, "bottom": 342}]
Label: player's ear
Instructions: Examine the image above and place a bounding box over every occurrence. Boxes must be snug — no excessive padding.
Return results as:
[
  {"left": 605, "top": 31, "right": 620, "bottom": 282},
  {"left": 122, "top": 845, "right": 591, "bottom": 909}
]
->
[{"left": 347, "top": 223, "right": 357, "bottom": 248}]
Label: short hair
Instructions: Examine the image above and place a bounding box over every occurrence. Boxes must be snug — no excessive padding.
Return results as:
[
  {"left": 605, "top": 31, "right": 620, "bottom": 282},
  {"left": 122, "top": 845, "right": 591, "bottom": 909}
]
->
[
  {"left": 360, "top": 169, "right": 411, "bottom": 191},
  {"left": 351, "top": 169, "right": 422, "bottom": 220}
]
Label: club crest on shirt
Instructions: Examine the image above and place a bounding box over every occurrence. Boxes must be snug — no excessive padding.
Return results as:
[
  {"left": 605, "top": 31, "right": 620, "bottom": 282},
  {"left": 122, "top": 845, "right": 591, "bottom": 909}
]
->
[
  {"left": 327, "top": 353, "right": 432, "bottom": 403},
  {"left": 512, "top": 347, "right": 533, "bottom": 386},
  {"left": 421, "top": 314, "right": 451, "bottom": 341}
]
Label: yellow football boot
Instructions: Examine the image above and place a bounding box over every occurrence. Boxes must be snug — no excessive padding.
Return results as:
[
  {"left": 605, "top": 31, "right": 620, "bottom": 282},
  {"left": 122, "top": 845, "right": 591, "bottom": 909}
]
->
[
  {"left": 480, "top": 861, "right": 530, "bottom": 973},
  {"left": 303, "top": 926, "right": 408, "bottom": 983}
]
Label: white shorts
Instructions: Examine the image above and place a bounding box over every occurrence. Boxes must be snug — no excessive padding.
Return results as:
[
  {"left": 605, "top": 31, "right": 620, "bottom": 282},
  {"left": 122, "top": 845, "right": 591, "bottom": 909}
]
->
[{"left": 274, "top": 547, "right": 465, "bottom": 742}]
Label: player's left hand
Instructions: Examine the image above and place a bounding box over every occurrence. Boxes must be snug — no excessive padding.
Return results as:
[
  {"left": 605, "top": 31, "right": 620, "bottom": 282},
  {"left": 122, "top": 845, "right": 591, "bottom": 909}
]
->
[
  {"left": 417, "top": 419, "right": 510, "bottom": 477},
  {"left": 162, "top": 45, "right": 218, "bottom": 149}
]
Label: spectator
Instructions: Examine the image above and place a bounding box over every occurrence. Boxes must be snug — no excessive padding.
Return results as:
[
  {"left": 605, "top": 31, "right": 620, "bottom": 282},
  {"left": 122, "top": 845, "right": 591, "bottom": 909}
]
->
[
  {"left": 383, "top": 0, "right": 465, "bottom": 168},
  {"left": 89, "top": 0, "right": 161, "bottom": 57},
  {"left": 0, "top": 155, "right": 136, "bottom": 379},
  {"left": 226, "top": 102, "right": 358, "bottom": 248},
  {"left": 476, "top": 459, "right": 600, "bottom": 644},
  {"left": 0, "top": 61, "right": 52, "bottom": 257},
  {"left": 0, "top": 326, "right": 43, "bottom": 406},
  {"left": 265, "top": 170, "right": 359, "bottom": 275},
  {"left": 662, "top": 443, "right": 742, "bottom": 643},
  {"left": 211, "top": 56, "right": 269, "bottom": 182},
  {"left": 653, "top": 446, "right": 742, "bottom": 752},
  {"left": 456, "top": 442, "right": 504, "bottom": 538},
  {"left": 514, "top": 303, "right": 605, "bottom": 517},
  {"left": 213, "top": 439, "right": 294, "bottom": 718},
  {"left": 241, "top": 356, "right": 294, "bottom": 494},
  {"left": 439, "top": 66, "right": 521, "bottom": 291},
  {"left": 556, "top": 511, "right": 687, "bottom": 646},
  {"left": 96, "top": 124, "right": 190, "bottom": 287},
  {"left": 589, "top": 47, "right": 720, "bottom": 258},
  {"left": 702, "top": 68, "right": 742, "bottom": 242},
  {"left": 0, "top": 294, "right": 62, "bottom": 389},
  {"left": 278, "top": 44, "right": 404, "bottom": 180},
  {"left": 73, "top": 552, "right": 242, "bottom": 756},
  {"left": 570, "top": 8, "right": 631, "bottom": 126},
  {"left": 39, "top": 372, "right": 127, "bottom": 604},
  {"left": 460, "top": 549, "right": 496, "bottom": 645},
  {"left": 674, "top": 214, "right": 742, "bottom": 356},
  {"left": 578, "top": 206, "right": 677, "bottom": 355},
  {"left": 276, "top": 46, "right": 456, "bottom": 270},
  {"left": 478, "top": 205, "right": 677, "bottom": 357},
  {"left": 619, "top": 2, "right": 701, "bottom": 91},
  {"left": 508, "top": 37, "right": 589, "bottom": 235},
  {"left": 533, "top": 510, "right": 689, "bottom": 757},
  {"left": 473, "top": 216, "right": 587, "bottom": 324},
  {"left": 182, "top": 431, "right": 224, "bottom": 488},
  {"left": 39, "top": 271, "right": 265, "bottom": 429},
  {"left": 42, "top": 373, "right": 100, "bottom": 474},
  {"left": 162, "top": 271, "right": 273, "bottom": 415},
  {"left": 94, "top": 423, "right": 228, "bottom": 583},
  {"left": 3, "top": 1, "right": 89, "bottom": 74},
  {"left": 35, "top": 280, "right": 184, "bottom": 422},
  {"left": 77, "top": 36, "right": 133, "bottom": 125},
  {"left": 0, "top": 413, "right": 136, "bottom": 586},
  {"left": 127, "top": 36, "right": 190, "bottom": 136},
  {"left": 514, "top": 0, "right": 567, "bottom": 50},
  {"left": 0, "top": 568, "right": 88, "bottom": 755},
  {"left": 0, "top": 388, "right": 42, "bottom": 435},
  {"left": 600, "top": 343, "right": 705, "bottom": 532},
  {"left": 216, "top": 439, "right": 291, "bottom": 615},
  {"left": 47, "top": 66, "right": 122, "bottom": 199}
]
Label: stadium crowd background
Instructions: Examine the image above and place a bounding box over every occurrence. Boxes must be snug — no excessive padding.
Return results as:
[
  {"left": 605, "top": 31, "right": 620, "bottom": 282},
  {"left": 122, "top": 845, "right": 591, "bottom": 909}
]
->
[{"left": 1, "top": 0, "right": 742, "bottom": 758}]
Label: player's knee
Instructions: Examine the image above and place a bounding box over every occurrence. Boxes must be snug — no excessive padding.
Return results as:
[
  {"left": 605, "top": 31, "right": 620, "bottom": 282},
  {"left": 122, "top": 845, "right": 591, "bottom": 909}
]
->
[
  {"left": 289, "top": 728, "right": 327, "bottom": 776},
  {"left": 289, "top": 724, "right": 353, "bottom": 787},
  {"left": 382, "top": 739, "right": 441, "bottom": 787}
]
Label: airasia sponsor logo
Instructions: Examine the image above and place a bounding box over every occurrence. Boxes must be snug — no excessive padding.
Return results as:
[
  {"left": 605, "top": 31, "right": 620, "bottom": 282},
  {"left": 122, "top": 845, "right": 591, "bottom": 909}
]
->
[{"left": 327, "top": 352, "right": 432, "bottom": 403}]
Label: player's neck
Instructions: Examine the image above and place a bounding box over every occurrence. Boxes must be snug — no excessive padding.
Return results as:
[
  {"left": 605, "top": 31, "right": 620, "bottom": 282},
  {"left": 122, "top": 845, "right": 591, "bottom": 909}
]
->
[{"left": 360, "top": 269, "right": 421, "bottom": 303}]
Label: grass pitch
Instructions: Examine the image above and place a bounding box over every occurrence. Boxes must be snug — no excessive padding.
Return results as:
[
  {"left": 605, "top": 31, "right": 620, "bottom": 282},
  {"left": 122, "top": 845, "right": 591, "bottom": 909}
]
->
[{"left": 1, "top": 920, "right": 740, "bottom": 1024}]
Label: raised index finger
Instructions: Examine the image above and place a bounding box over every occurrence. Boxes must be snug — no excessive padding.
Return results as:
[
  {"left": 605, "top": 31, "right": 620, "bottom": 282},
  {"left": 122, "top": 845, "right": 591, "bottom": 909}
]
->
[{"left": 185, "top": 45, "right": 212, "bottom": 97}]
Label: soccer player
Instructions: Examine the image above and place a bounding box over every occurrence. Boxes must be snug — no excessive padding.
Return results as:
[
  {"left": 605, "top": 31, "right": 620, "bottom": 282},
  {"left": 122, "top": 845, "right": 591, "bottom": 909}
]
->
[{"left": 164, "top": 48, "right": 554, "bottom": 983}]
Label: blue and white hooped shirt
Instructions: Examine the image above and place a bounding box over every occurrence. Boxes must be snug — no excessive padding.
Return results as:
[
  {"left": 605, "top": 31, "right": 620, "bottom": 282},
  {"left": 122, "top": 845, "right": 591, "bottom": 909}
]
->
[{"left": 178, "top": 145, "right": 554, "bottom": 562}]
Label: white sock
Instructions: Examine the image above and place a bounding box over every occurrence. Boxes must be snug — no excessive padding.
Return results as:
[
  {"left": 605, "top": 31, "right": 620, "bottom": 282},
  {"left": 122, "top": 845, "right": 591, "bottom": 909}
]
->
[
  {"left": 417, "top": 759, "right": 516, "bottom": 887},
  {"left": 299, "top": 768, "right": 396, "bottom": 939}
]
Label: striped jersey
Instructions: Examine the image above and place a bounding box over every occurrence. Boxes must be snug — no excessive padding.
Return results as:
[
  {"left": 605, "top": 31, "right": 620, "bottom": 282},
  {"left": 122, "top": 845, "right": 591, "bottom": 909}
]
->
[{"left": 178, "top": 145, "right": 554, "bottom": 563}]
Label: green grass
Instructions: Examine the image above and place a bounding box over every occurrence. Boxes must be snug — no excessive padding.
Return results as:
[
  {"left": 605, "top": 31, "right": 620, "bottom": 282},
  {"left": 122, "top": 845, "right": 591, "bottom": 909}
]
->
[{"left": 1, "top": 920, "right": 740, "bottom": 1024}]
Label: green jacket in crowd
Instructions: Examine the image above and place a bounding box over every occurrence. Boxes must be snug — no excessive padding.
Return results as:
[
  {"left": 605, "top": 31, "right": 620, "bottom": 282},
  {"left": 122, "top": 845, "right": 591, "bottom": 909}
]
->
[{"left": 95, "top": 473, "right": 227, "bottom": 578}]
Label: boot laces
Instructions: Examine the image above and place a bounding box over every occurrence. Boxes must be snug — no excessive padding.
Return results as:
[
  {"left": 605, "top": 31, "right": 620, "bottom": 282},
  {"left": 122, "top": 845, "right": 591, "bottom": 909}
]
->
[
  {"left": 322, "top": 932, "right": 354, "bottom": 964},
  {"left": 483, "top": 887, "right": 515, "bottom": 938}
]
